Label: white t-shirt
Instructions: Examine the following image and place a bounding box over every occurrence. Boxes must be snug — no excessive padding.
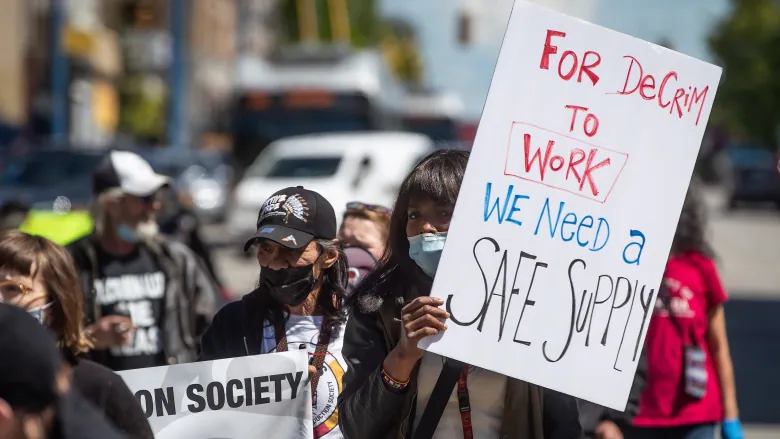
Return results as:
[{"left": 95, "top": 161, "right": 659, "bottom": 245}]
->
[
  {"left": 413, "top": 352, "right": 507, "bottom": 439},
  {"left": 260, "top": 315, "right": 347, "bottom": 439}
]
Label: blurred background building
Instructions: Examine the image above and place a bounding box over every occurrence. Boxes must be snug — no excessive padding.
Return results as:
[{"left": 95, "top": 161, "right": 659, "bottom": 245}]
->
[
  {"left": 0, "top": 0, "right": 776, "bottom": 217},
  {"left": 0, "top": 0, "right": 777, "bottom": 155}
]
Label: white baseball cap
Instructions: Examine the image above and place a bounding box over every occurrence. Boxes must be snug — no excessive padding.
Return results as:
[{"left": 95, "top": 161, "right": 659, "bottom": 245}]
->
[{"left": 92, "top": 150, "right": 170, "bottom": 197}]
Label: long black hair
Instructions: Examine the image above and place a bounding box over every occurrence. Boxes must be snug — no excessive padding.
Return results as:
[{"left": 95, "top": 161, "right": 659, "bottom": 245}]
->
[
  {"left": 672, "top": 176, "right": 716, "bottom": 258},
  {"left": 352, "top": 149, "right": 470, "bottom": 312}
]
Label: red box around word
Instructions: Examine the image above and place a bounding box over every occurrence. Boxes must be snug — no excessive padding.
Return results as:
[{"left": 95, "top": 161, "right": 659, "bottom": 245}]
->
[{"left": 504, "top": 122, "right": 629, "bottom": 204}]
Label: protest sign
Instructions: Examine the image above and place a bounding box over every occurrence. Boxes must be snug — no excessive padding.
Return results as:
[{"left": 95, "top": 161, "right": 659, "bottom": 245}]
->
[
  {"left": 119, "top": 350, "right": 313, "bottom": 439},
  {"left": 418, "top": 0, "right": 722, "bottom": 410}
]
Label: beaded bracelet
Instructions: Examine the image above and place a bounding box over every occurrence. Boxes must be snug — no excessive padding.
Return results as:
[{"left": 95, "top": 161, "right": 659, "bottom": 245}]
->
[{"left": 380, "top": 368, "right": 409, "bottom": 391}]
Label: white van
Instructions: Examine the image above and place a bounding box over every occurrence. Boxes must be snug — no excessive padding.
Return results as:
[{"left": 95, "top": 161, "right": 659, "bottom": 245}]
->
[{"left": 227, "top": 131, "right": 434, "bottom": 244}]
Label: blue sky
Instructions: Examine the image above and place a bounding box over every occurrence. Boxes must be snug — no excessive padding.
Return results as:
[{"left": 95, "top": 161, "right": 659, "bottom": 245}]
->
[{"left": 380, "top": 0, "right": 731, "bottom": 119}]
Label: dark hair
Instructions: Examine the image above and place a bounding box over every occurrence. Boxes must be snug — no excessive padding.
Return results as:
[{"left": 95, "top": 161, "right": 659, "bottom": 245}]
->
[
  {"left": 352, "top": 149, "right": 470, "bottom": 311},
  {"left": 672, "top": 176, "right": 715, "bottom": 258},
  {"left": 0, "top": 200, "right": 30, "bottom": 231},
  {"left": 0, "top": 230, "right": 91, "bottom": 354},
  {"left": 256, "top": 239, "right": 349, "bottom": 331}
]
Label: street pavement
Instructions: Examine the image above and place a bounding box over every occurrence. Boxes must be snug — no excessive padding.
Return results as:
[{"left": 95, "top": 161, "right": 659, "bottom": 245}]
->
[{"left": 202, "top": 186, "right": 780, "bottom": 437}]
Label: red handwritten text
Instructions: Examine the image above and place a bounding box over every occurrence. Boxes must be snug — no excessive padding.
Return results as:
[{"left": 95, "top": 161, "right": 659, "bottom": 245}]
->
[
  {"left": 565, "top": 105, "right": 600, "bottom": 137},
  {"left": 616, "top": 55, "right": 709, "bottom": 126},
  {"left": 504, "top": 122, "right": 628, "bottom": 203},
  {"left": 540, "top": 30, "right": 601, "bottom": 86}
]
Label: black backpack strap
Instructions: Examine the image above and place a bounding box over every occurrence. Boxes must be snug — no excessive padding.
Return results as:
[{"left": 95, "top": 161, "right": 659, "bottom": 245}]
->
[
  {"left": 412, "top": 358, "right": 465, "bottom": 439},
  {"left": 77, "top": 238, "right": 103, "bottom": 324}
]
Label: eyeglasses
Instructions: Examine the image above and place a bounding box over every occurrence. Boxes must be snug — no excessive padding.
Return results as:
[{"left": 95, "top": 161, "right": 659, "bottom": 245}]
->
[
  {"left": 0, "top": 281, "right": 38, "bottom": 304},
  {"left": 0, "top": 281, "right": 35, "bottom": 295},
  {"left": 345, "top": 202, "right": 390, "bottom": 215}
]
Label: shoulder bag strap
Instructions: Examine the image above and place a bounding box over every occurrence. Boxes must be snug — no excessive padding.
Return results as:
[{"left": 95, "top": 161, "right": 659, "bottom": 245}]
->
[
  {"left": 309, "top": 321, "right": 333, "bottom": 406},
  {"left": 455, "top": 364, "right": 473, "bottom": 439},
  {"left": 412, "top": 358, "right": 466, "bottom": 439},
  {"left": 274, "top": 314, "right": 333, "bottom": 406},
  {"left": 274, "top": 315, "right": 288, "bottom": 352}
]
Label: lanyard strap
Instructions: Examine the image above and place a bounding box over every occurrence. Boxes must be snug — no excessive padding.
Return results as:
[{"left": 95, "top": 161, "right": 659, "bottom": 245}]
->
[
  {"left": 456, "top": 365, "right": 473, "bottom": 439},
  {"left": 274, "top": 316, "right": 332, "bottom": 406}
]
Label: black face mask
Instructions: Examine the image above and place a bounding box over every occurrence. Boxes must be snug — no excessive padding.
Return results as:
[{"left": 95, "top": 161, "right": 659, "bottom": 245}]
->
[{"left": 259, "top": 264, "right": 317, "bottom": 306}]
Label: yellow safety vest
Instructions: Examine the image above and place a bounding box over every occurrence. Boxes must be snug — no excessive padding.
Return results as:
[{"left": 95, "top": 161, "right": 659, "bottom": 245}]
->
[{"left": 19, "top": 210, "right": 93, "bottom": 246}]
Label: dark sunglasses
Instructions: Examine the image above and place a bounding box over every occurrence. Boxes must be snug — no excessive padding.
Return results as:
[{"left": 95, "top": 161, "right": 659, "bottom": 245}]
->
[{"left": 345, "top": 202, "right": 390, "bottom": 215}]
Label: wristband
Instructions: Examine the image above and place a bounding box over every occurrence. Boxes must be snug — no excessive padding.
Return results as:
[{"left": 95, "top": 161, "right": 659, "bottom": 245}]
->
[{"left": 380, "top": 367, "right": 409, "bottom": 391}]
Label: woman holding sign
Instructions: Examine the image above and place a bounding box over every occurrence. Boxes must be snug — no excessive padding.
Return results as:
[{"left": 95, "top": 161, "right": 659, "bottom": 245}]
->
[
  {"left": 630, "top": 180, "right": 743, "bottom": 439},
  {"left": 338, "top": 149, "right": 582, "bottom": 439}
]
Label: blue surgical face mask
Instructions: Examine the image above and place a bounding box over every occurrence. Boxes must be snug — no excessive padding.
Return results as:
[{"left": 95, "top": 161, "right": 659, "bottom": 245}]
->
[
  {"left": 408, "top": 232, "right": 447, "bottom": 278},
  {"left": 117, "top": 219, "right": 159, "bottom": 243},
  {"left": 27, "top": 301, "right": 54, "bottom": 324},
  {"left": 116, "top": 224, "right": 140, "bottom": 243}
]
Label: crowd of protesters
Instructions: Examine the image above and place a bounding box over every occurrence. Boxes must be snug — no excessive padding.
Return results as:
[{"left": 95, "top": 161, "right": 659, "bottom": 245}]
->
[{"left": 0, "top": 149, "right": 744, "bottom": 439}]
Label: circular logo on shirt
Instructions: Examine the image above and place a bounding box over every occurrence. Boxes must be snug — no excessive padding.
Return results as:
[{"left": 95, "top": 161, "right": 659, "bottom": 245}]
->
[{"left": 312, "top": 353, "right": 345, "bottom": 438}]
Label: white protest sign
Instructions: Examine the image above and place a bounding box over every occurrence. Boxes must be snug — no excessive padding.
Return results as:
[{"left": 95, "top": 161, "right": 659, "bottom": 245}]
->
[
  {"left": 118, "top": 351, "right": 313, "bottom": 439},
  {"left": 418, "top": 0, "right": 722, "bottom": 410}
]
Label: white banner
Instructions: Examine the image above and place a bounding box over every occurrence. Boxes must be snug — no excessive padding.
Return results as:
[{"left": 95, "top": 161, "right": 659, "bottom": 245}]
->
[
  {"left": 119, "top": 351, "right": 313, "bottom": 439},
  {"left": 419, "top": 0, "right": 722, "bottom": 410}
]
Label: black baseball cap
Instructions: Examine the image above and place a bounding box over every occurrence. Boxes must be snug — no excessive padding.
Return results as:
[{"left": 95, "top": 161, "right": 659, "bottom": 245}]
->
[
  {"left": 0, "top": 303, "right": 62, "bottom": 412},
  {"left": 0, "top": 304, "right": 129, "bottom": 439},
  {"left": 244, "top": 186, "right": 337, "bottom": 252}
]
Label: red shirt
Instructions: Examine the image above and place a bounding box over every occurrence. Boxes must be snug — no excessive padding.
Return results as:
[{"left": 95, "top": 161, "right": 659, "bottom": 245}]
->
[{"left": 634, "top": 251, "right": 728, "bottom": 427}]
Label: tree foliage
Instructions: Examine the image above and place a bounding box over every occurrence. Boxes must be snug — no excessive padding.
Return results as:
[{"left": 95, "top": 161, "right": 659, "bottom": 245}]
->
[
  {"left": 277, "top": 0, "right": 424, "bottom": 85},
  {"left": 278, "top": 0, "right": 379, "bottom": 46},
  {"left": 708, "top": 0, "right": 780, "bottom": 148},
  {"left": 379, "top": 17, "right": 424, "bottom": 86},
  {"left": 118, "top": 75, "right": 167, "bottom": 143}
]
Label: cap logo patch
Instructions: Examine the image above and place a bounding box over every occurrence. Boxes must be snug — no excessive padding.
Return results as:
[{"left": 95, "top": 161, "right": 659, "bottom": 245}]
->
[
  {"left": 259, "top": 227, "right": 275, "bottom": 234},
  {"left": 259, "top": 194, "right": 288, "bottom": 221},
  {"left": 281, "top": 235, "right": 297, "bottom": 246},
  {"left": 281, "top": 194, "right": 309, "bottom": 224},
  {"left": 259, "top": 193, "right": 310, "bottom": 224}
]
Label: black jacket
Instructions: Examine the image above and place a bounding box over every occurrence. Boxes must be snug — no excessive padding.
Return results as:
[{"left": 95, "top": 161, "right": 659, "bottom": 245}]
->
[
  {"left": 339, "top": 289, "right": 583, "bottom": 439},
  {"left": 53, "top": 389, "right": 129, "bottom": 439},
  {"left": 68, "top": 354, "right": 154, "bottom": 439},
  {"left": 199, "top": 289, "right": 276, "bottom": 361},
  {"left": 578, "top": 347, "right": 649, "bottom": 438},
  {"left": 67, "top": 235, "right": 219, "bottom": 366}
]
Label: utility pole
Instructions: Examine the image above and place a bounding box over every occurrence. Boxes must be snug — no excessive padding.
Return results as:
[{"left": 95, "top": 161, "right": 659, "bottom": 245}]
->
[
  {"left": 236, "top": 0, "right": 245, "bottom": 56},
  {"left": 51, "top": 0, "right": 68, "bottom": 144},
  {"left": 168, "top": 0, "right": 188, "bottom": 150}
]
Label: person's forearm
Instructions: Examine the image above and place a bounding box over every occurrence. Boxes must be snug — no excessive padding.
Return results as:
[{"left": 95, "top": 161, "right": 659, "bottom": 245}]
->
[
  {"left": 715, "top": 349, "right": 739, "bottom": 419},
  {"left": 382, "top": 347, "right": 419, "bottom": 382}
]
